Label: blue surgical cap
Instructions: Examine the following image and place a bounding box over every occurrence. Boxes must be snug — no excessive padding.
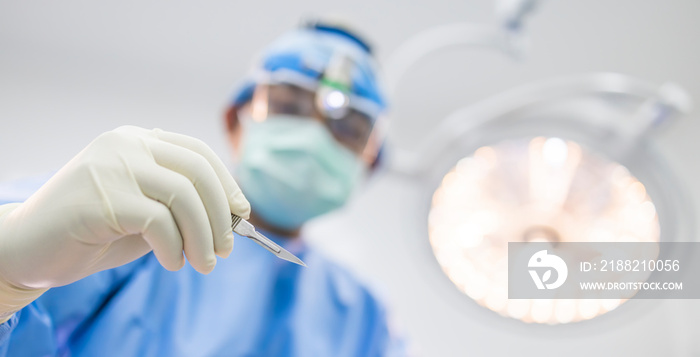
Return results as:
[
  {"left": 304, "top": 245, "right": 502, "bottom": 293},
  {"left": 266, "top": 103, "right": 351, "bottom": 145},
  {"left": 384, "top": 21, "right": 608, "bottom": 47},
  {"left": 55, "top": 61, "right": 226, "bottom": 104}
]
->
[{"left": 231, "top": 23, "right": 387, "bottom": 121}]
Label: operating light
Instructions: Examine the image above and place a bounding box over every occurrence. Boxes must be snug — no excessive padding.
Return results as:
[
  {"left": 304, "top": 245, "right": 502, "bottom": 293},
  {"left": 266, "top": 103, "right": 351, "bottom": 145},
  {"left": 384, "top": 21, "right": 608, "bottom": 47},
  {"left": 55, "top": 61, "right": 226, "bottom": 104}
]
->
[{"left": 428, "top": 137, "right": 660, "bottom": 324}]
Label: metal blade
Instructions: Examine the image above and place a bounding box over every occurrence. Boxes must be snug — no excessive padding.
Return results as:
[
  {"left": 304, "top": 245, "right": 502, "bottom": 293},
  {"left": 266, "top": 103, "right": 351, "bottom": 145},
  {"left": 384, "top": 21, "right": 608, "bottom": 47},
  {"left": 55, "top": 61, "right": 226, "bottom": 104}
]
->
[
  {"left": 249, "top": 231, "right": 306, "bottom": 267},
  {"left": 231, "top": 214, "right": 306, "bottom": 266}
]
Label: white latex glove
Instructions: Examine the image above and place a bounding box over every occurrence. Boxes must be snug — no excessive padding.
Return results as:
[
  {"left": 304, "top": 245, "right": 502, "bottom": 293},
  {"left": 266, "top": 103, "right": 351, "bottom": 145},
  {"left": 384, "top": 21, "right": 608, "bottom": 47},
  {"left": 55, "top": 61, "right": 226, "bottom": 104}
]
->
[{"left": 0, "top": 126, "right": 250, "bottom": 320}]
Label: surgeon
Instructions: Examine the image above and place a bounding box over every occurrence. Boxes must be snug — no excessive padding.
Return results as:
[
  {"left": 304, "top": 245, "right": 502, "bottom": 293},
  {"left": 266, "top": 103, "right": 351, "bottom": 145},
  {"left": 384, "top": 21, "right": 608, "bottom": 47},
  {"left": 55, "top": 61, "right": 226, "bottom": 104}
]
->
[{"left": 0, "top": 20, "right": 405, "bottom": 356}]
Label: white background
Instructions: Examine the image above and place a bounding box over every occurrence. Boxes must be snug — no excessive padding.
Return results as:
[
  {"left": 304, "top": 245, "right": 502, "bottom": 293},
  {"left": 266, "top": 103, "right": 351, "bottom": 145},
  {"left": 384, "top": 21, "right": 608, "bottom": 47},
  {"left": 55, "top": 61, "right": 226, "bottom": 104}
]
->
[{"left": 1, "top": 1, "right": 699, "bottom": 356}]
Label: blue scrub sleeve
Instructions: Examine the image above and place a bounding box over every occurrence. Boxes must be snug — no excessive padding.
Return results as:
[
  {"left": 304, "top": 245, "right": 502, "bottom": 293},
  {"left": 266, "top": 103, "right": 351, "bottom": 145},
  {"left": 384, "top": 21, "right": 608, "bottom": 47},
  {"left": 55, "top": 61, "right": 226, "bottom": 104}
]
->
[
  {"left": 362, "top": 297, "right": 409, "bottom": 357},
  {"left": 0, "top": 256, "right": 148, "bottom": 356},
  {"left": 0, "top": 176, "right": 147, "bottom": 356},
  {"left": 0, "top": 311, "right": 21, "bottom": 357}
]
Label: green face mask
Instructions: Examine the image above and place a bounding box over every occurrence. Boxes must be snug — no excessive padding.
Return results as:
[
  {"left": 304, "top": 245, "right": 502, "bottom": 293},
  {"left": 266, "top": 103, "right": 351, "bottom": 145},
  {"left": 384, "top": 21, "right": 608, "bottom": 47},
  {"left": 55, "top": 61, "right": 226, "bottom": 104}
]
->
[{"left": 236, "top": 115, "right": 365, "bottom": 230}]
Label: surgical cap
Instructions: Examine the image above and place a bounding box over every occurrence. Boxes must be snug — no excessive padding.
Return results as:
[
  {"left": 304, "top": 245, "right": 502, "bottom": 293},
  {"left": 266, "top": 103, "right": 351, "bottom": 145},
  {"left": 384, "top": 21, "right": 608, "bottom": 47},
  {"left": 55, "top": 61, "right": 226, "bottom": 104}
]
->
[{"left": 231, "top": 23, "right": 387, "bottom": 121}]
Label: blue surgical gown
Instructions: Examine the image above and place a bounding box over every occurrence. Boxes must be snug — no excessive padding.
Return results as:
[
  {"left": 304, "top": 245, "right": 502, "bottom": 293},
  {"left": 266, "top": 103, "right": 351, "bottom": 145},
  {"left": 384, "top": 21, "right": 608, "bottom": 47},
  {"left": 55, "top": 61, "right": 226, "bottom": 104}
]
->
[{"left": 0, "top": 176, "right": 405, "bottom": 356}]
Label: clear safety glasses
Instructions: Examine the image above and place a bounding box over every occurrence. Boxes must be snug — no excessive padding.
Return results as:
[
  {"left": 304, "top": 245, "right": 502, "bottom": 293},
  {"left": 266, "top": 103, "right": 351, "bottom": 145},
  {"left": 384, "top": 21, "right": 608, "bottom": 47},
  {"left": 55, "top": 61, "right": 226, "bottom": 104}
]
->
[{"left": 249, "top": 83, "right": 377, "bottom": 159}]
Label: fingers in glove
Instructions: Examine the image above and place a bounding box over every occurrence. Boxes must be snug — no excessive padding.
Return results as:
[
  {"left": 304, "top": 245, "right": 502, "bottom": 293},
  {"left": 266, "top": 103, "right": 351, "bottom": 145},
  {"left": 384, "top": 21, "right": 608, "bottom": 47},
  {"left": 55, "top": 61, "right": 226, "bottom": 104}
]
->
[
  {"left": 146, "top": 140, "right": 235, "bottom": 259},
  {"left": 133, "top": 162, "right": 218, "bottom": 274},
  {"left": 112, "top": 195, "right": 185, "bottom": 271},
  {"left": 153, "top": 129, "right": 251, "bottom": 219}
]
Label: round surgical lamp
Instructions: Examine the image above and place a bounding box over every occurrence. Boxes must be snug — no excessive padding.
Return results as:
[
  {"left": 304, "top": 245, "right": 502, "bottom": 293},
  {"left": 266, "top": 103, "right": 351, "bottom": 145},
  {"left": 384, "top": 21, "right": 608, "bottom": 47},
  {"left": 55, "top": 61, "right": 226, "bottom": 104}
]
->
[
  {"left": 390, "top": 73, "right": 694, "bottom": 329},
  {"left": 383, "top": 0, "right": 693, "bottom": 331}
]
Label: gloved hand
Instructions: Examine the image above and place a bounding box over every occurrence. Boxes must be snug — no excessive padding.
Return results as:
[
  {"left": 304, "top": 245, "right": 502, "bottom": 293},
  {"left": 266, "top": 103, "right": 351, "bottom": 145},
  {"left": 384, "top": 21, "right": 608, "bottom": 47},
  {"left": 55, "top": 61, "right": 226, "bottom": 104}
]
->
[{"left": 0, "top": 126, "right": 250, "bottom": 321}]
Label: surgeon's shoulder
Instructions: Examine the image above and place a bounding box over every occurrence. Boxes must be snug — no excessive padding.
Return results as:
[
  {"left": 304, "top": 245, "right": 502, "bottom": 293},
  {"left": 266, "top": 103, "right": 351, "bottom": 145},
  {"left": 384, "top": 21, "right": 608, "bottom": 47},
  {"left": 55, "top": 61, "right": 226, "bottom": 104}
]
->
[{"left": 305, "top": 248, "right": 387, "bottom": 311}]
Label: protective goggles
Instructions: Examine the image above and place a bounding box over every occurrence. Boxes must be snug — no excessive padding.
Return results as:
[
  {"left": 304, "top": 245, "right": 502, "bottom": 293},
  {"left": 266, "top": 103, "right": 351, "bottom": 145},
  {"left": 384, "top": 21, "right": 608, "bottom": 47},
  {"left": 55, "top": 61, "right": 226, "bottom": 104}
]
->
[{"left": 248, "top": 83, "right": 377, "bottom": 158}]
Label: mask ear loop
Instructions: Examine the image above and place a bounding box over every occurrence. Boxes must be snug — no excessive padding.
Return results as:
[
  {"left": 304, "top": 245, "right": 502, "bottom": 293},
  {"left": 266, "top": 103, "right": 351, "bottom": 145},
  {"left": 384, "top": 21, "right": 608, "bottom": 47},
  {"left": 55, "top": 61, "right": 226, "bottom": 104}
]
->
[
  {"left": 224, "top": 105, "right": 240, "bottom": 134},
  {"left": 362, "top": 114, "right": 388, "bottom": 168}
]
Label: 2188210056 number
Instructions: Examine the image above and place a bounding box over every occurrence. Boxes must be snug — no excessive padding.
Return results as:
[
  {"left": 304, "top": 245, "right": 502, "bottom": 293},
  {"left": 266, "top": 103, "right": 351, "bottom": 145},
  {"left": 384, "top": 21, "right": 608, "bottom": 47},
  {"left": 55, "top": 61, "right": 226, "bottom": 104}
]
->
[{"left": 599, "top": 259, "right": 680, "bottom": 272}]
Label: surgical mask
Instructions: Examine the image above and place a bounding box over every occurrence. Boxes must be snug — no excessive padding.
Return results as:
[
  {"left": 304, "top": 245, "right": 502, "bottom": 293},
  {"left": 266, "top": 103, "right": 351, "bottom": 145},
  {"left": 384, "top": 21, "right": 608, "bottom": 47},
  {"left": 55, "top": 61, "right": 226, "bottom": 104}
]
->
[{"left": 236, "top": 115, "right": 365, "bottom": 230}]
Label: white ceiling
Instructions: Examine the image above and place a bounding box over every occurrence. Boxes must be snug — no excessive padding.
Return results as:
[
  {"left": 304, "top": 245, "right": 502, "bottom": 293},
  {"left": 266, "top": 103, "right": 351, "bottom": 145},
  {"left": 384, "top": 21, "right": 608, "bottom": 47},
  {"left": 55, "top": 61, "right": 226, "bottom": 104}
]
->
[{"left": 2, "top": 0, "right": 699, "bottom": 180}]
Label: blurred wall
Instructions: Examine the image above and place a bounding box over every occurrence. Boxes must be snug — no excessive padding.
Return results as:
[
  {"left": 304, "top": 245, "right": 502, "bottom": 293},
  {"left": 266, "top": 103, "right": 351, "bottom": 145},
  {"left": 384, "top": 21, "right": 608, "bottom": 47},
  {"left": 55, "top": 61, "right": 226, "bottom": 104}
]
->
[{"left": 1, "top": 1, "right": 699, "bottom": 356}]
